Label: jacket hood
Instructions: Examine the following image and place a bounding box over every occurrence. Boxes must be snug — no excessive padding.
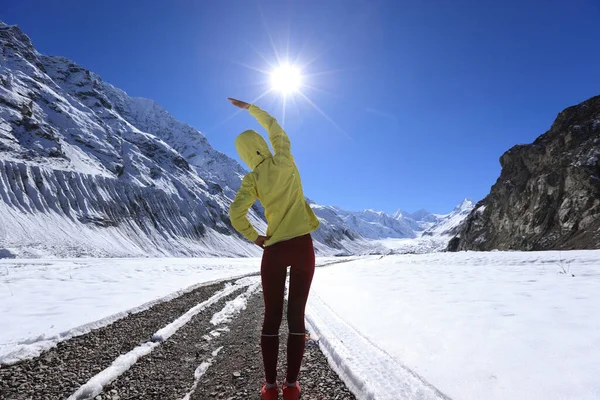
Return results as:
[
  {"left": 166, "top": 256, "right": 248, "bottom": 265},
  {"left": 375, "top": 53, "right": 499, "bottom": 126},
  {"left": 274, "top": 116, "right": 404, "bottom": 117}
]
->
[{"left": 235, "top": 129, "right": 273, "bottom": 170}]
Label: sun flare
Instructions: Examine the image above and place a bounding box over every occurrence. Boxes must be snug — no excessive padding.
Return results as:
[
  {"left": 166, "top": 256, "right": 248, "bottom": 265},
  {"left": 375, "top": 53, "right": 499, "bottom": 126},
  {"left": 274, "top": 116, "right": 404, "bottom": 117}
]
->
[
  {"left": 230, "top": 34, "right": 349, "bottom": 136},
  {"left": 270, "top": 64, "right": 302, "bottom": 94}
]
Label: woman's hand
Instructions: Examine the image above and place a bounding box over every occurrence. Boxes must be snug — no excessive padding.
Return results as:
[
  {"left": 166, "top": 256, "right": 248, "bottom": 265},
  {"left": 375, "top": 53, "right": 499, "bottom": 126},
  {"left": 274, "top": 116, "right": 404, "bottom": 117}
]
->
[
  {"left": 254, "top": 235, "right": 271, "bottom": 249},
  {"left": 228, "top": 98, "right": 250, "bottom": 109}
]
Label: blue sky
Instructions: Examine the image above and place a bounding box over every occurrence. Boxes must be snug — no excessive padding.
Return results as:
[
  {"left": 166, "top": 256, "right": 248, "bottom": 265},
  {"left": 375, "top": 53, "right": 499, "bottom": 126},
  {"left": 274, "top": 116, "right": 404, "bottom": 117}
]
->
[{"left": 2, "top": 0, "right": 600, "bottom": 214}]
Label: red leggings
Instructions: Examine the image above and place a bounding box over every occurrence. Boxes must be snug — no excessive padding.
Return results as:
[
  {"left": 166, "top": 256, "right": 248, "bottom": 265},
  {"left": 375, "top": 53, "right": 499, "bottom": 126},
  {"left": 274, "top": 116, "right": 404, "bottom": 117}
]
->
[{"left": 260, "top": 234, "right": 315, "bottom": 384}]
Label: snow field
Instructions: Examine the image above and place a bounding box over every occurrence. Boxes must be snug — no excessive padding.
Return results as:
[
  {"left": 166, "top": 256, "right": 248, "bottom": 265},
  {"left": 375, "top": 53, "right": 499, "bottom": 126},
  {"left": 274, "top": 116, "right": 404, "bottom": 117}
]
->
[
  {"left": 306, "top": 250, "right": 600, "bottom": 400},
  {"left": 306, "top": 293, "right": 449, "bottom": 400}
]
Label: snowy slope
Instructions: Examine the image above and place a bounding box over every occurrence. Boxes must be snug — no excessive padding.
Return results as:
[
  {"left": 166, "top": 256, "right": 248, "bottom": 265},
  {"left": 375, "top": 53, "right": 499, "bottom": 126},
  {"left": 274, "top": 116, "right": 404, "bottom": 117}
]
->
[
  {"left": 0, "top": 21, "right": 375, "bottom": 258},
  {"left": 422, "top": 198, "right": 474, "bottom": 237},
  {"left": 392, "top": 208, "right": 443, "bottom": 232},
  {"left": 310, "top": 199, "right": 474, "bottom": 255},
  {"left": 98, "top": 84, "right": 247, "bottom": 198},
  {"left": 373, "top": 200, "right": 474, "bottom": 254},
  {"left": 307, "top": 250, "right": 600, "bottom": 400},
  {"left": 0, "top": 21, "right": 265, "bottom": 258},
  {"left": 334, "top": 207, "right": 416, "bottom": 239},
  {"left": 363, "top": 200, "right": 474, "bottom": 254},
  {"left": 309, "top": 202, "right": 388, "bottom": 256}
]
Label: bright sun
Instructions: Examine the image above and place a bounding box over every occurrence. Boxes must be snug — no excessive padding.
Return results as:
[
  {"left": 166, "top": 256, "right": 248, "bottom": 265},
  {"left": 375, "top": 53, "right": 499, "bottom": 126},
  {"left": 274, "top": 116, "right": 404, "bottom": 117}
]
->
[
  {"left": 270, "top": 64, "right": 302, "bottom": 94},
  {"left": 230, "top": 27, "right": 348, "bottom": 136}
]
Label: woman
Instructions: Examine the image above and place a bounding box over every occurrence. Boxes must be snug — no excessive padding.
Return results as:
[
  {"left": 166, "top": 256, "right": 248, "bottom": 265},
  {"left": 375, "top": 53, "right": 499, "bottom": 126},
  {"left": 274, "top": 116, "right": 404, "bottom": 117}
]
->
[{"left": 228, "top": 97, "right": 320, "bottom": 400}]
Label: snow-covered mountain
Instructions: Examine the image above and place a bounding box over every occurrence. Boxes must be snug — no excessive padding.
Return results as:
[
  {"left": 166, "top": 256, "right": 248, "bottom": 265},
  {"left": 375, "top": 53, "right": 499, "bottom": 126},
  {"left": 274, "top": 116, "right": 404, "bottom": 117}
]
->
[
  {"left": 309, "top": 199, "right": 474, "bottom": 254},
  {"left": 392, "top": 208, "right": 445, "bottom": 232},
  {"left": 0, "top": 21, "right": 383, "bottom": 258},
  {"left": 0, "top": 22, "right": 259, "bottom": 257},
  {"left": 422, "top": 199, "right": 474, "bottom": 237},
  {"left": 371, "top": 199, "right": 475, "bottom": 254},
  {"left": 315, "top": 204, "right": 472, "bottom": 243},
  {"left": 328, "top": 207, "right": 416, "bottom": 239},
  {"left": 307, "top": 202, "right": 387, "bottom": 255},
  {"left": 0, "top": 21, "right": 471, "bottom": 258}
]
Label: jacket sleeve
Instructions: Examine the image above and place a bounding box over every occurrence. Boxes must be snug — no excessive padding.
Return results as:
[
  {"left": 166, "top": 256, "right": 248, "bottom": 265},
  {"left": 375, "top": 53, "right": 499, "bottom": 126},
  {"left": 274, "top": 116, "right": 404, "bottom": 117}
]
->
[
  {"left": 249, "top": 104, "right": 291, "bottom": 157},
  {"left": 229, "top": 174, "right": 260, "bottom": 242}
]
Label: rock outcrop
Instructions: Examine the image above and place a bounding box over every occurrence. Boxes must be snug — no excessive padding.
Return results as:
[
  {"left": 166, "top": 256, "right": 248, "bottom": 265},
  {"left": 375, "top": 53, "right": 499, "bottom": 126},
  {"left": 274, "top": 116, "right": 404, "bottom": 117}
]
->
[{"left": 450, "top": 95, "right": 600, "bottom": 251}]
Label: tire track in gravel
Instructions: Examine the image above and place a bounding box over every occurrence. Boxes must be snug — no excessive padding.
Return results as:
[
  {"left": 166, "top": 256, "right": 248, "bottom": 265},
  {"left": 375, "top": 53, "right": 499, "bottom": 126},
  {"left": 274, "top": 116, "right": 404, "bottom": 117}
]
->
[
  {"left": 97, "top": 283, "right": 259, "bottom": 400},
  {"left": 189, "top": 291, "right": 357, "bottom": 400},
  {"left": 0, "top": 279, "right": 244, "bottom": 400}
]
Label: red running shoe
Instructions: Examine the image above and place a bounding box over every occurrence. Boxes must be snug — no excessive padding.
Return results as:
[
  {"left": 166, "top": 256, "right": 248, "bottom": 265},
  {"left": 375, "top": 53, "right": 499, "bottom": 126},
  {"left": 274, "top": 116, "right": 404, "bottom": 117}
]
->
[
  {"left": 261, "top": 382, "right": 279, "bottom": 400},
  {"left": 282, "top": 381, "right": 301, "bottom": 400}
]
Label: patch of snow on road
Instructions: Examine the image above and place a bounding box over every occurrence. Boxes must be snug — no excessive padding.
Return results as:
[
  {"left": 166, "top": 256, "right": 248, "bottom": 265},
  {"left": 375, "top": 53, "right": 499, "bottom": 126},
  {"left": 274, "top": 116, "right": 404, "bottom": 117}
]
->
[
  {"left": 180, "top": 347, "right": 223, "bottom": 400},
  {"left": 210, "top": 280, "right": 260, "bottom": 325},
  {"left": 152, "top": 277, "right": 257, "bottom": 342},
  {"left": 68, "top": 342, "right": 159, "bottom": 400}
]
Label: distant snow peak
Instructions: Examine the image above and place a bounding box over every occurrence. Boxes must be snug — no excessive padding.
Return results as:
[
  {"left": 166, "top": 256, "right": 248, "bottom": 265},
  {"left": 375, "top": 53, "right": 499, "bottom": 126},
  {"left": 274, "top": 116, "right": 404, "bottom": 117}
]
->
[
  {"left": 422, "top": 199, "right": 475, "bottom": 238},
  {"left": 391, "top": 209, "right": 404, "bottom": 220},
  {"left": 309, "top": 197, "right": 474, "bottom": 256},
  {"left": 455, "top": 198, "right": 474, "bottom": 212}
]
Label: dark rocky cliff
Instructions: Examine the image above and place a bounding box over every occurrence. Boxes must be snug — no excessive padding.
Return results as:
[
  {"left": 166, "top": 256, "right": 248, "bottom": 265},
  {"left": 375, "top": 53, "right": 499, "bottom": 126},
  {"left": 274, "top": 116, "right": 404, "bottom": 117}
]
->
[{"left": 449, "top": 95, "right": 600, "bottom": 251}]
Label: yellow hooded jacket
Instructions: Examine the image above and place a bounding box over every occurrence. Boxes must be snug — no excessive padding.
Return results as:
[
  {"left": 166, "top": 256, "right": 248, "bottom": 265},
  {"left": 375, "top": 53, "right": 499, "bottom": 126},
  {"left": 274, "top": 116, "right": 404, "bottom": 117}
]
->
[{"left": 229, "top": 104, "right": 320, "bottom": 247}]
